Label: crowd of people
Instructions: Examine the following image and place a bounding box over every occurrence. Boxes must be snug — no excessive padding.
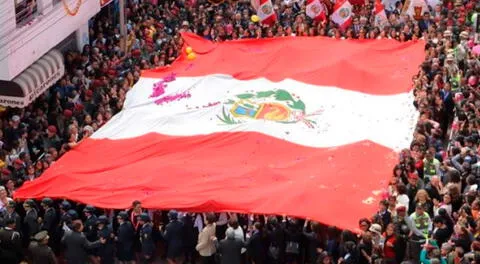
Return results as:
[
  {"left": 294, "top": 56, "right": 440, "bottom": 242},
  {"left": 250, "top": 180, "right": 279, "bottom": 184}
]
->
[{"left": 1, "top": 0, "right": 480, "bottom": 263}]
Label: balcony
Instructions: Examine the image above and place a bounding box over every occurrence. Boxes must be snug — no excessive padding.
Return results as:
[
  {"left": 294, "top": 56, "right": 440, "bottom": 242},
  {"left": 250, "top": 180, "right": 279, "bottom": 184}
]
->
[
  {"left": 0, "top": 0, "right": 101, "bottom": 81},
  {"left": 15, "top": 0, "right": 39, "bottom": 26}
]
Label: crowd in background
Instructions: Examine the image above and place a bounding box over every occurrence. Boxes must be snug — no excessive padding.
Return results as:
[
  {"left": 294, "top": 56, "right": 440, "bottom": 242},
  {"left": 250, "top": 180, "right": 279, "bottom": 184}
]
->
[{"left": 2, "top": 0, "right": 480, "bottom": 263}]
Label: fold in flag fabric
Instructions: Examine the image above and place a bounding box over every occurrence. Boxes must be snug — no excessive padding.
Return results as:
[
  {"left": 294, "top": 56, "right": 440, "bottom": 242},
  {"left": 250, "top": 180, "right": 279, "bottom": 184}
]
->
[
  {"left": 15, "top": 33, "right": 424, "bottom": 232},
  {"left": 330, "top": 0, "right": 353, "bottom": 30}
]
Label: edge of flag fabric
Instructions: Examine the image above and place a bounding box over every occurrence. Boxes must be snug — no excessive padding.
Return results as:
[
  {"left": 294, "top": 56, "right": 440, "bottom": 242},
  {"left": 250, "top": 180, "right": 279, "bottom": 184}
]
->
[{"left": 14, "top": 33, "right": 425, "bottom": 232}]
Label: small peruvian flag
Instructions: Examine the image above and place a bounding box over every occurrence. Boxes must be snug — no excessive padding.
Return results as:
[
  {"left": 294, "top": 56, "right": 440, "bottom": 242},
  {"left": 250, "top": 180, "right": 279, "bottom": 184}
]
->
[
  {"left": 306, "top": 0, "right": 327, "bottom": 22},
  {"left": 330, "top": 0, "right": 353, "bottom": 30},
  {"left": 374, "top": 0, "right": 390, "bottom": 29},
  {"left": 257, "top": 0, "right": 277, "bottom": 25}
]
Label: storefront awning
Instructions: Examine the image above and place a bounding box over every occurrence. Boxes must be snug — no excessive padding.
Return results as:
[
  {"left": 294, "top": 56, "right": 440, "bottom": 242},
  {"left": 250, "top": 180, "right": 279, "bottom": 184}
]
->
[{"left": 0, "top": 49, "right": 64, "bottom": 108}]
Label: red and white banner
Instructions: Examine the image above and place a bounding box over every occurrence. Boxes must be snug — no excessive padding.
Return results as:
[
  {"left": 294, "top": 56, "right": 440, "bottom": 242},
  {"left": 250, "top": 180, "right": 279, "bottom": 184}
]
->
[
  {"left": 257, "top": 0, "right": 277, "bottom": 25},
  {"left": 402, "top": 0, "right": 429, "bottom": 20},
  {"left": 330, "top": 0, "right": 353, "bottom": 30},
  {"left": 15, "top": 33, "right": 424, "bottom": 232},
  {"left": 374, "top": 0, "right": 390, "bottom": 29},
  {"left": 306, "top": 0, "right": 327, "bottom": 21}
]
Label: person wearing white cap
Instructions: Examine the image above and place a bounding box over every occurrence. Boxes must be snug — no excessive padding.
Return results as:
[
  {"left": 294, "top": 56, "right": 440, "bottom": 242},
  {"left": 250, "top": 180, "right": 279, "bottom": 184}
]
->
[
  {"left": 456, "top": 31, "right": 470, "bottom": 70},
  {"left": 368, "top": 223, "right": 385, "bottom": 255},
  {"left": 82, "top": 125, "right": 94, "bottom": 138},
  {"left": 444, "top": 53, "right": 459, "bottom": 81}
]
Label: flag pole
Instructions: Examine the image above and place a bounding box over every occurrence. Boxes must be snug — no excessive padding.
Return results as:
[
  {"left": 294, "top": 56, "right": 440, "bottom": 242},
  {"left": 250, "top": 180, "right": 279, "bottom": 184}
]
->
[{"left": 119, "top": 0, "right": 127, "bottom": 53}]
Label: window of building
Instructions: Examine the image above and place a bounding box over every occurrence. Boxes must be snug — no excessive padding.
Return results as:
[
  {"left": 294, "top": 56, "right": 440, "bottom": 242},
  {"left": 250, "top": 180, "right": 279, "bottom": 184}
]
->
[{"left": 15, "top": 0, "right": 38, "bottom": 26}]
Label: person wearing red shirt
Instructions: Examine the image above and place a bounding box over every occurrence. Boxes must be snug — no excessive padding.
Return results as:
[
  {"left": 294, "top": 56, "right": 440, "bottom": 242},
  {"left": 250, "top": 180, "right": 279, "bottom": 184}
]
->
[{"left": 383, "top": 223, "right": 397, "bottom": 263}]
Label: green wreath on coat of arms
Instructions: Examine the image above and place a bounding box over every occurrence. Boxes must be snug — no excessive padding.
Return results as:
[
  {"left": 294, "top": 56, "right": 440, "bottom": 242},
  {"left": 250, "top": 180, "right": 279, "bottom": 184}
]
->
[{"left": 217, "top": 89, "right": 320, "bottom": 128}]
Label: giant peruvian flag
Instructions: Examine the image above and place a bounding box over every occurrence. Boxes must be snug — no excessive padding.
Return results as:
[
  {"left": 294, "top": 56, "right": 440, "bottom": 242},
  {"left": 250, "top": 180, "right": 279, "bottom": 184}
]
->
[{"left": 15, "top": 34, "right": 424, "bottom": 231}]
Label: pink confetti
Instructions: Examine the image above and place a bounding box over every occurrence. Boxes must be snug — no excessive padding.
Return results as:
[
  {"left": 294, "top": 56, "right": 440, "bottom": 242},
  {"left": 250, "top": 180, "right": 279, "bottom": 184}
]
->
[
  {"left": 150, "top": 80, "right": 166, "bottom": 98},
  {"left": 163, "top": 72, "right": 176, "bottom": 83},
  {"left": 154, "top": 91, "right": 191, "bottom": 105}
]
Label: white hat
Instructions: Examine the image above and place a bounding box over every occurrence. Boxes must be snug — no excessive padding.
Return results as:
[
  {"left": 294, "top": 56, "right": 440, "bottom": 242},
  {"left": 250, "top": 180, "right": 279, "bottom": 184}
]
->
[{"left": 369, "top": 223, "right": 382, "bottom": 234}]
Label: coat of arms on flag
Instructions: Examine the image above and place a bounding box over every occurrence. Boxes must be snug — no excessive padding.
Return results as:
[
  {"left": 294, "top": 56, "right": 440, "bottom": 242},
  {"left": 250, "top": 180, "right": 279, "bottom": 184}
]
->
[
  {"left": 261, "top": 3, "right": 273, "bottom": 14},
  {"left": 310, "top": 3, "right": 323, "bottom": 14},
  {"left": 217, "top": 89, "right": 320, "bottom": 128},
  {"left": 339, "top": 7, "right": 351, "bottom": 18},
  {"left": 306, "top": 0, "right": 327, "bottom": 21}
]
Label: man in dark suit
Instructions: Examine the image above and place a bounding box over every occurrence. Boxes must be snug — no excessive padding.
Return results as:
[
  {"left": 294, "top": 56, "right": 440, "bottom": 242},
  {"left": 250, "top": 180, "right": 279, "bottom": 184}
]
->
[
  {"left": 418, "top": 12, "right": 433, "bottom": 33},
  {"left": 0, "top": 218, "right": 23, "bottom": 264},
  {"left": 23, "top": 199, "right": 39, "bottom": 245},
  {"left": 161, "top": 210, "right": 185, "bottom": 263},
  {"left": 83, "top": 205, "right": 98, "bottom": 242},
  {"left": 96, "top": 215, "right": 115, "bottom": 264},
  {"left": 4, "top": 201, "right": 21, "bottom": 234},
  {"left": 40, "top": 198, "right": 57, "bottom": 238},
  {"left": 246, "top": 222, "right": 266, "bottom": 264},
  {"left": 216, "top": 228, "right": 244, "bottom": 264},
  {"left": 116, "top": 211, "right": 135, "bottom": 264},
  {"left": 62, "top": 221, "right": 104, "bottom": 264}
]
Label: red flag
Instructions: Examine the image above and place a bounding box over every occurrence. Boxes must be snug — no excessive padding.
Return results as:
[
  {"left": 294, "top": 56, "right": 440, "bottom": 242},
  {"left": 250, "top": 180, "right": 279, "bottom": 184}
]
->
[{"left": 15, "top": 33, "right": 425, "bottom": 232}]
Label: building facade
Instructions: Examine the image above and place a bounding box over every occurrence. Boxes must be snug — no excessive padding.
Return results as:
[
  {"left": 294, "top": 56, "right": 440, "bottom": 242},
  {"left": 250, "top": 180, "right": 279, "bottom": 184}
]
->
[{"left": 0, "top": 0, "right": 103, "bottom": 107}]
